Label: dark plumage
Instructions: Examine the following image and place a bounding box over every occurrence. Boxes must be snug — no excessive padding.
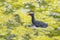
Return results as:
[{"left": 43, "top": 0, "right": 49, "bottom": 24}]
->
[{"left": 28, "top": 11, "right": 48, "bottom": 28}]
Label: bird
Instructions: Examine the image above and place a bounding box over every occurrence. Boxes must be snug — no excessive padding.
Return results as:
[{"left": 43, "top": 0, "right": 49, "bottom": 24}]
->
[{"left": 28, "top": 11, "right": 48, "bottom": 28}]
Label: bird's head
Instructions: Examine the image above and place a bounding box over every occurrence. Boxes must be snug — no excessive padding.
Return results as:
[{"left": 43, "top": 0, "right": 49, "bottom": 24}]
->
[{"left": 28, "top": 11, "right": 34, "bottom": 16}]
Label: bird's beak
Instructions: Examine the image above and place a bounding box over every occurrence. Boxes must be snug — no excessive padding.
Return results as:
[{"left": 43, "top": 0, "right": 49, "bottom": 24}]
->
[
  {"left": 28, "top": 14, "right": 30, "bottom": 15},
  {"left": 27, "top": 13, "right": 30, "bottom": 15}
]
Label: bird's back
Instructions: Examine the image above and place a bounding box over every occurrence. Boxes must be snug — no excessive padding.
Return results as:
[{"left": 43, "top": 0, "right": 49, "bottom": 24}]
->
[{"left": 33, "top": 21, "right": 48, "bottom": 28}]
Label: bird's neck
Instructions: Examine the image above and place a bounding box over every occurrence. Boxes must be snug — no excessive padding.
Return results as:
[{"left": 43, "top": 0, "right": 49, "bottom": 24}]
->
[{"left": 31, "top": 15, "right": 35, "bottom": 24}]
